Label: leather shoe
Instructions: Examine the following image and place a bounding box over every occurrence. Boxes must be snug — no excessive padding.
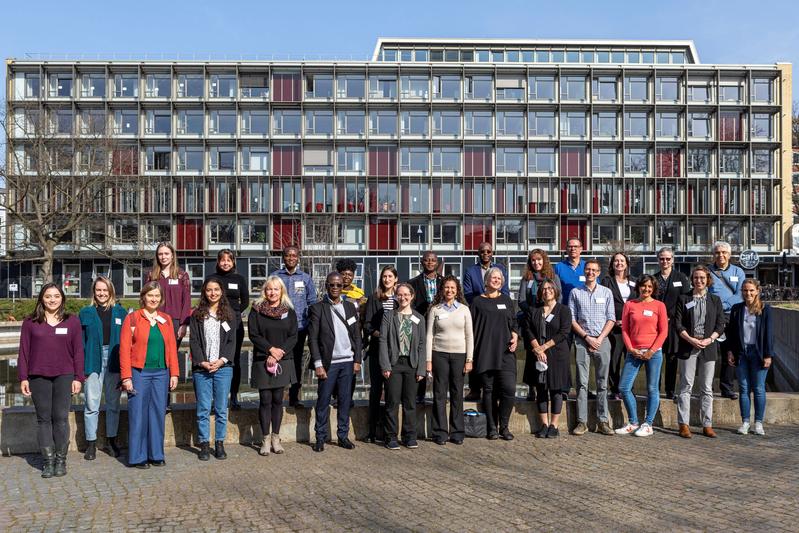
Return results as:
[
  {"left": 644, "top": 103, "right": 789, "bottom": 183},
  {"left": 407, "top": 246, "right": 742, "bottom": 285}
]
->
[
  {"left": 312, "top": 441, "right": 325, "bottom": 452},
  {"left": 132, "top": 462, "right": 150, "bottom": 469},
  {"left": 150, "top": 459, "right": 166, "bottom": 467},
  {"left": 722, "top": 392, "right": 739, "bottom": 400},
  {"left": 702, "top": 426, "right": 717, "bottom": 438},
  {"left": 337, "top": 438, "right": 355, "bottom": 450},
  {"left": 678, "top": 424, "right": 692, "bottom": 439}
]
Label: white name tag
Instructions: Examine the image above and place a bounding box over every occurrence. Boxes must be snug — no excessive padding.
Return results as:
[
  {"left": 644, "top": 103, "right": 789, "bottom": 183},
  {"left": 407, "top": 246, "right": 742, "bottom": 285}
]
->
[
  {"left": 643, "top": 310, "right": 654, "bottom": 317},
  {"left": 228, "top": 283, "right": 238, "bottom": 290},
  {"left": 55, "top": 328, "right": 68, "bottom": 335},
  {"left": 628, "top": 281, "right": 636, "bottom": 288},
  {"left": 437, "top": 314, "right": 449, "bottom": 320},
  {"left": 294, "top": 281, "right": 304, "bottom": 289},
  {"left": 673, "top": 281, "right": 683, "bottom": 287},
  {"left": 155, "top": 315, "right": 167, "bottom": 324},
  {"left": 222, "top": 321, "right": 231, "bottom": 332},
  {"left": 686, "top": 301, "right": 696, "bottom": 310},
  {"left": 730, "top": 276, "right": 739, "bottom": 283},
  {"left": 527, "top": 280, "right": 534, "bottom": 289},
  {"left": 168, "top": 279, "right": 178, "bottom": 285},
  {"left": 545, "top": 314, "right": 554, "bottom": 323},
  {"left": 579, "top": 276, "right": 586, "bottom": 282},
  {"left": 280, "top": 313, "right": 288, "bottom": 320},
  {"left": 497, "top": 304, "right": 507, "bottom": 310},
  {"left": 410, "top": 315, "right": 420, "bottom": 325},
  {"left": 596, "top": 298, "right": 607, "bottom": 304},
  {"left": 347, "top": 316, "right": 356, "bottom": 326},
  {"left": 115, "top": 318, "right": 122, "bottom": 325}
]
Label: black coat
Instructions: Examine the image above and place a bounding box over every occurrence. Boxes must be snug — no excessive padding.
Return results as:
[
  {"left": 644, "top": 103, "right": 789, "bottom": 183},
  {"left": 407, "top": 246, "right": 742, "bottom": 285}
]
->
[
  {"left": 248, "top": 307, "right": 298, "bottom": 389},
  {"left": 727, "top": 303, "right": 775, "bottom": 365},
  {"left": 206, "top": 271, "right": 249, "bottom": 314},
  {"left": 673, "top": 293, "right": 726, "bottom": 360},
  {"left": 189, "top": 313, "right": 238, "bottom": 368},
  {"left": 655, "top": 270, "right": 692, "bottom": 355},
  {"left": 308, "top": 298, "right": 363, "bottom": 371},
  {"left": 407, "top": 273, "right": 443, "bottom": 318},
  {"left": 471, "top": 294, "right": 518, "bottom": 374},
  {"left": 363, "top": 295, "right": 398, "bottom": 358},
  {"left": 600, "top": 275, "right": 639, "bottom": 323},
  {"left": 522, "top": 303, "right": 572, "bottom": 390}
]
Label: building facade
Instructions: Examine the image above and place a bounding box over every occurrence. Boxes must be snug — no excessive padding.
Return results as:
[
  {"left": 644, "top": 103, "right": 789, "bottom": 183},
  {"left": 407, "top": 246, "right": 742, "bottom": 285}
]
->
[{"left": 3, "top": 38, "right": 795, "bottom": 298}]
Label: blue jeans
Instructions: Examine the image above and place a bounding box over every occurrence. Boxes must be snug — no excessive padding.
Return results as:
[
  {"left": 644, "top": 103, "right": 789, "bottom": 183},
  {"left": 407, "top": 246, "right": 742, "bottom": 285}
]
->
[
  {"left": 619, "top": 350, "right": 663, "bottom": 426},
  {"left": 193, "top": 366, "right": 233, "bottom": 443},
  {"left": 737, "top": 345, "right": 769, "bottom": 423},
  {"left": 128, "top": 368, "right": 169, "bottom": 465},
  {"left": 314, "top": 362, "right": 354, "bottom": 442},
  {"left": 83, "top": 346, "right": 121, "bottom": 440}
]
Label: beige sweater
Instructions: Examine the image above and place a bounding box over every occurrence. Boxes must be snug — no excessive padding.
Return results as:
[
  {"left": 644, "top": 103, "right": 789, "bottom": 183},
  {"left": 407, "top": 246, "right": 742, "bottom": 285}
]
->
[{"left": 425, "top": 304, "right": 474, "bottom": 362}]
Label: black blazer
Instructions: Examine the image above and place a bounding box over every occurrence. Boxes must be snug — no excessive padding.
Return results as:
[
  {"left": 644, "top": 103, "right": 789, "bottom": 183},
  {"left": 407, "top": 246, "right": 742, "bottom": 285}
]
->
[
  {"left": 673, "top": 293, "right": 726, "bottom": 360},
  {"left": 408, "top": 273, "right": 443, "bottom": 318},
  {"left": 523, "top": 303, "right": 572, "bottom": 362},
  {"left": 600, "top": 275, "right": 639, "bottom": 323},
  {"left": 655, "top": 269, "right": 692, "bottom": 354},
  {"left": 308, "top": 298, "right": 363, "bottom": 371},
  {"left": 727, "top": 302, "right": 775, "bottom": 364},
  {"left": 189, "top": 313, "right": 238, "bottom": 368},
  {"left": 363, "top": 295, "right": 398, "bottom": 358},
  {"left": 378, "top": 310, "right": 427, "bottom": 376}
]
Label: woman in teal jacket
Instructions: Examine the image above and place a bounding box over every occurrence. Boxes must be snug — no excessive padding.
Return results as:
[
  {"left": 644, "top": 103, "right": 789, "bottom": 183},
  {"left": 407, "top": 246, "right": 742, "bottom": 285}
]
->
[{"left": 79, "top": 276, "right": 128, "bottom": 459}]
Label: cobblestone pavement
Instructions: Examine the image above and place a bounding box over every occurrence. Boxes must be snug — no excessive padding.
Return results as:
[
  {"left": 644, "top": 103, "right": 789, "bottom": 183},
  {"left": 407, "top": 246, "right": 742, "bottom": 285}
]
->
[{"left": 2, "top": 425, "right": 798, "bottom": 532}]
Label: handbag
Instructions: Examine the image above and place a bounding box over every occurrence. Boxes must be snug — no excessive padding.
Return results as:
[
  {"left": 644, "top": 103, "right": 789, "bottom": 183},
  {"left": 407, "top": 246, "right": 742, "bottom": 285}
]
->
[{"left": 464, "top": 408, "right": 487, "bottom": 438}]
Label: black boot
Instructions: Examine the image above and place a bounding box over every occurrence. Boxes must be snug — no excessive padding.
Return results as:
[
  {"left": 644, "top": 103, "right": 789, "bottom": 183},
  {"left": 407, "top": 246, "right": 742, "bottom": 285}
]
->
[
  {"left": 41, "top": 447, "right": 56, "bottom": 478},
  {"left": 214, "top": 440, "right": 227, "bottom": 460},
  {"left": 107, "top": 437, "right": 121, "bottom": 458},
  {"left": 84, "top": 440, "right": 97, "bottom": 461},
  {"left": 198, "top": 442, "right": 210, "bottom": 461},
  {"left": 54, "top": 446, "right": 68, "bottom": 477}
]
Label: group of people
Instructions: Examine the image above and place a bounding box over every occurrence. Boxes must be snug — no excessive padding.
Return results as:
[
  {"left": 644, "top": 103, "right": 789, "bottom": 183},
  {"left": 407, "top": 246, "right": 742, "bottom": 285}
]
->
[{"left": 16, "top": 239, "right": 777, "bottom": 477}]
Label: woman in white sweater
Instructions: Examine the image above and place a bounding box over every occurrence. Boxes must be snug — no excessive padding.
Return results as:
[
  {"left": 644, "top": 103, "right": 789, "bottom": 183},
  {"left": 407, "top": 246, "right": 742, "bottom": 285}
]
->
[{"left": 425, "top": 276, "right": 474, "bottom": 445}]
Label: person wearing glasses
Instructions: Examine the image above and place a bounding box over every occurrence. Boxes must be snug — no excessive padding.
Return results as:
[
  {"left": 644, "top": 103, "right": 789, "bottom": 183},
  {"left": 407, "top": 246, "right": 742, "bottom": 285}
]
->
[
  {"left": 654, "top": 247, "right": 691, "bottom": 400},
  {"left": 708, "top": 241, "right": 745, "bottom": 400},
  {"left": 408, "top": 251, "right": 444, "bottom": 405},
  {"left": 554, "top": 238, "right": 586, "bottom": 305}
]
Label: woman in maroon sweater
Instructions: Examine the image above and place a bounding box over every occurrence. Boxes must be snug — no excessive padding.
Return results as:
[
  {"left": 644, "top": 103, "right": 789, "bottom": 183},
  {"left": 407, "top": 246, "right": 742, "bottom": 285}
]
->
[
  {"left": 18, "top": 283, "right": 84, "bottom": 478},
  {"left": 146, "top": 242, "right": 192, "bottom": 350}
]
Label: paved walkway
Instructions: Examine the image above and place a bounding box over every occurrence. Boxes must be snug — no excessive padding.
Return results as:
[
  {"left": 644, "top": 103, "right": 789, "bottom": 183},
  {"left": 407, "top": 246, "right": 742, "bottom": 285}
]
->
[{"left": 2, "top": 425, "right": 798, "bottom": 532}]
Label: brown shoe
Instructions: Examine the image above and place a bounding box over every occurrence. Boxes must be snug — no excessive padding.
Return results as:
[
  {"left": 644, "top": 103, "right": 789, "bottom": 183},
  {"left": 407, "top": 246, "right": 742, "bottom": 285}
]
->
[
  {"left": 702, "top": 427, "right": 717, "bottom": 438},
  {"left": 678, "top": 424, "right": 692, "bottom": 439}
]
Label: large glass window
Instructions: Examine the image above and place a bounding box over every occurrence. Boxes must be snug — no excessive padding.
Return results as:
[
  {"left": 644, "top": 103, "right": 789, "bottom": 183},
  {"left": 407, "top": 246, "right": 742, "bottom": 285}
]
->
[
  {"left": 432, "top": 221, "right": 460, "bottom": 245},
  {"left": 49, "top": 73, "right": 74, "bottom": 97},
  {"left": 560, "top": 111, "right": 586, "bottom": 137},
  {"left": 177, "top": 146, "right": 204, "bottom": 171},
  {"left": 465, "top": 75, "right": 493, "bottom": 99},
  {"left": 81, "top": 73, "right": 106, "bottom": 98},
  {"left": 146, "top": 109, "right": 172, "bottom": 135},
  {"left": 177, "top": 74, "right": 204, "bottom": 97},
  {"left": 496, "top": 111, "right": 524, "bottom": 136},
  {"left": 400, "top": 180, "right": 430, "bottom": 213},
  {"left": 433, "top": 111, "right": 460, "bottom": 136},
  {"left": 528, "top": 76, "right": 555, "bottom": 100},
  {"left": 241, "top": 110, "right": 269, "bottom": 135},
  {"left": 624, "top": 148, "right": 649, "bottom": 174},
  {"left": 592, "top": 148, "right": 618, "bottom": 174},
  {"left": 624, "top": 112, "right": 649, "bottom": 137},
  {"left": 210, "top": 146, "right": 236, "bottom": 171},
  {"left": 146, "top": 146, "right": 171, "bottom": 171},
  {"left": 720, "top": 83, "right": 743, "bottom": 103},
  {"left": 305, "top": 110, "right": 333, "bottom": 135},
  {"left": 624, "top": 76, "right": 648, "bottom": 101},
  {"left": 145, "top": 74, "right": 171, "bottom": 98},
  {"left": 752, "top": 78, "right": 773, "bottom": 103},
  {"left": 592, "top": 76, "right": 617, "bottom": 101},
  {"left": 529, "top": 111, "right": 555, "bottom": 136},
  {"left": 752, "top": 149, "right": 772, "bottom": 174},
  {"left": 401, "top": 111, "right": 429, "bottom": 136},
  {"left": 688, "top": 112, "right": 711, "bottom": 138},
  {"left": 25, "top": 73, "right": 41, "bottom": 98},
  {"left": 177, "top": 109, "right": 204, "bottom": 135},
  {"left": 560, "top": 76, "right": 586, "bottom": 100},
  {"left": 369, "top": 75, "right": 397, "bottom": 98},
  {"left": 433, "top": 75, "right": 461, "bottom": 100},
  {"left": 337, "top": 75, "right": 365, "bottom": 98},
  {"left": 527, "top": 220, "right": 556, "bottom": 245},
  {"left": 751, "top": 113, "right": 772, "bottom": 139},
  {"left": 400, "top": 147, "right": 429, "bottom": 174},
  {"left": 687, "top": 148, "right": 711, "bottom": 173},
  {"left": 305, "top": 73, "right": 333, "bottom": 98},
  {"left": 210, "top": 74, "right": 237, "bottom": 98},
  {"left": 240, "top": 74, "right": 269, "bottom": 98},
  {"left": 432, "top": 180, "right": 462, "bottom": 213},
  {"left": 528, "top": 147, "right": 556, "bottom": 173},
  {"left": 369, "top": 110, "right": 398, "bottom": 135},
  {"left": 656, "top": 112, "right": 679, "bottom": 137},
  {"left": 656, "top": 76, "right": 679, "bottom": 101},
  {"left": 210, "top": 110, "right": 237, "bottom": 135},
  {"left": 273, "top": 110, "right": 301, "bottom": 135},
  {"left": 113, "top": 73, "right": 138, "bottom": 98},
  {"left": 720, "top": 148, "right": 743, "bottom": 174},
  {"left": 432, "top": 147, "right": 461, "bottom": 173},
  {"left": 496, "top": 147, "right": 525, "bottom": 173},
  {"left": 337, "top": 110, "right": 365, "bottom": 135},
  {"left": 400, "top": 75, "right": 430, "bottom": 99},
  {"left": 338, "top": 146, "right": 366, "bottom": 173},
  {"left": 114, "top": 109, "right": 138, "bottom": 135},
  {"left": 242, "top": 146, "right": 270, "bottom": 172},
  {"left": 592, "top": 111, "right": 617, "bottom": 137},
  {"left": 687, "top": 82, "right": 711, "bottom": 103},
  {"left": 465, "top": 111, "right": 493, "bottom": 136}
]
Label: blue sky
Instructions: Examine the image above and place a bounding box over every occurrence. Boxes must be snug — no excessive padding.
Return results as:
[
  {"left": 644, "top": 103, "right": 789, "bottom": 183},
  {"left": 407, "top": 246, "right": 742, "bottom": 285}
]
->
[{"left": 1, "top": 0, "right": 797, "bottom": 90}]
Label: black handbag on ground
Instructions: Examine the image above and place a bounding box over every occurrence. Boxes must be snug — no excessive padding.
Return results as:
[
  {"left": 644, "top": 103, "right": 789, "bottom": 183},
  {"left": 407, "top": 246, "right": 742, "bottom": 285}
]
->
[{"left": 464, "top": 408, "right": 487, "bottom": 438}]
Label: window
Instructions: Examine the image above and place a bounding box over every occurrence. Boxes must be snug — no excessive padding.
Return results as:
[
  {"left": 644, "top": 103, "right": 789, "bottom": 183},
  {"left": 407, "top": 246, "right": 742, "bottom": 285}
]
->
[
  {"left": 112, "top": 183, "right": 140, "bottom": 213},
  {"left": 210, "top": 110, "right": 237, "bottom": 135},
  {"left": 496, "top": 219, "right": 524, "bottom": 244},
  {"left": 560, "top": 111, "right": 586, "bottom": 137},
  {"left": 146, "top": 146, "right": 171, "bottom": 171},
  {"left": 433, "top": 75, "right": 460, "bottom": 100},
  {"left": 720, "top": 221, "right": 742, "bottom": 246},
  {"left": 303, "top": 148, "right": 333, "bottom": 174},
  {"left": 688, "top": 112, "right": 711, "bottom": 138},
  {"left": 241, "top": 220, "right": 269, "bottom": 244},
  {"left": 177, "top": 178, "right": 205, "bottom": 212},
  {"left": 240, "top": 74, "right": 269, "bottom": 98},
  {"left": 112, "top": 146, "right": 139, "bottom": 175},
  {"left": 113, "top": 74, "right": 138, "bottom": 98},
  {"left": 145, "top": 74, "right": 171, "bottom": 98},
  {"left": 528, "top": 147, "right": 556, "bottom": 174},
  {"left": 305, "top": 110, "right": 333, "bottom": 135},
  {"left": 274, "top": 179, "right": 302, "bottom": 212},
  {"left": 371, "top": 181, "right": 399, "bottom": 213},
  {"left": 624, "top": 148, "right": 649, "bottom": 174},
  {"left": 527, "top": 220, "right": 555, "bottom": 245},
  {"left": 687, "top": 82, "right": 711, "bottom": 103},
  {"left": 560, "top": 147, "right": 586, "bottom": 177},
  {"left": 177, "top": 109, "right": 204, "bottom": 135},
  {"left": 242, "top": 178, "right": 269, "bottom": 212},
  {"left": 624, "top": 112, "right": 649, "bottom": 137},
  {"left": 528, "top": 76, "right": 555, "bottom": 100},
  {"left": 241, "top": 146, "right": 269, "bottom": 173},
  {"left": 337, "top": 75, "right": 365, "bottom": 98},
  {"left": 49, "top": 73, "right": 73, "bottom": 97},
  {"left": 368, "top": 146, "right": 397, "bottom": 176},
  {"left": 751, "top": 183, "right": 772, "bottom": 215},
  {"left": 592, "top": 111, "right": 617, "bottom": 137},
  {"left": 401, "top": 111, "right": 429, "bottom": 136},
  {"left": 560, "top": 76, "right": 586, "bottom": 100},
  {"left": 400, "top": 180, "right": 430, "bottom": 213},
  {"left": 656, "top": 77, "right": 679, "bottom": 101},
  {"left": 592, "top": 76, "right": 617, "bottom": 101},
  {"left": 688, "top": 181, "right": 710, "bottom": 214},
  {"left": 752, "top": 149, "right": 772, "bottom": 174},
  {"left": 497, "top": 179, "right": 525, "bottom": 213},
  {"left": 592, "top": 223, "right": 616, "bottom": 245},
  {"left": 273, "top": 110, "right": 301, "bottom": 135},
  {"left": 210, "top": 146, "right": 236, "bottom": 171},
  {"left": 656, "top": 112, "right": 679, "bottom": 138},
  {"left": 592, "top": 148, "right": 617, "bottom": 174},
  {"left": 208, "top": 220, "right": 235, "bottom": 245},
  {"left": 465, "top": 111, "right": 492, "bottom": 136},
  {"left": 400, "top": 147, "right": 429, "bottom": 174},
  {"left": 337, "top": 146, "right": 366, "bottom": 172},
  {"left": 370, "top": 111, "right": 398, "bottom": 135},
  {"left": 625, "top": 223, "right": 648, "bottom": 248},
  {"left": 25, "top": 73, "right": 41, "bottom": 98},
  {"left": 464, "top": 146, "right": 492, "bottom": 177},
  {"left": 112, "top": 219, "right": 138, "bottom": 245},
  {"left": 432, "top": 180, "right": 462, "bottom": 213},
  {"left": 496, "top": 111, "right": 524, "bottom": 137},
  {"left": 400, "top": 75, "right": 429, "bottom": 99},
  {"left": 305, "top": 73, "right": 333, "bottom": 98},
  {"left": 432, "top": 221, "right": 460, "bottom": 245},
  {"left": 241, "top": 110, "right": 269, "bottom": 135},
  {"left": 177, "top": 74, "right": 204, "bottom": 97},
  {"left": 751, "top": 113, "right": 772, "bottom": 139},
  {"left": 338, "top": 179, "right": 366, "bottom": 212},
  {"left": 337, "top": 110, "right": 365, "bottom": 135},
  {"left": 720, "top": 84, "right": 743, "bottom": 103},
  {"left": 624, "top": 76, "right": 648, "bottom": 101},
  {"left": 210, "top": 74, "right": 237, "bottom": 98},
  {"left": 369, "top": 75, "right": 397, "bottom": 98},
  {"left": 690, "top": 223, "right": 709, "bottom": 247},
  {"left": 432, "top": 147, "right": 461, "bottom": 173},
  {"left": 177, "top": 146, "right": 204, "bottom": 171},
  {"left": 432, "top": 111, "right": 460, "bottom": 136},
  {"left": 465, "top": 75, "right": 492, "bottom": 99},
  {"left": 719, "top": 111, "right": 743, "bottom": 141},
  {"left": 529, "top": 111, "right": 555, "bottom": 136},
  {"left": 656, "top": 182, "right": 678, "bottom": 214},
  {"left": 496, "top": 76, "right": 525, "bottom": 100},
  {"left": 142, "top": 220, "right": 171, "bottom": 246},
  {"left": 464, "top": 181, "right": 493, "bottom": 213},
  {"left": 720, "top": 149, "right": 743, "bottom": 174},
  {"left": 496, "top": 147, "right": 524, "bottom": 174},
  {"left": 657, "top": 220, "right": 679, "bottom": 246},
  {"left": 146, "top": 109, "right": 172, "bottom": 135},
  {"left": 593, "top": 182, "right": 618, "bottom": 213},
  {"left": 249, "top": 263, "right": 268, "bottom": 293},
  {"left": 337, "top": 220, "right": 365, "bottom": 245},
  {"left": 563, "top": 182, "right": 584, "bottom": 213},
  {"left": 81, "top": 109, "right": 106, "bottom": 135},
  {"left": 53, "top": 109, "right": 73, "bottom": 134},
  {"left": 305, "top": 179, "right": 334, "bottom": 212},
  {"left": 752, "top": 78, "right": 773, "bottom": 103},
  {"left": 81, "top": 73, "right": 106, "bottom": 97}
]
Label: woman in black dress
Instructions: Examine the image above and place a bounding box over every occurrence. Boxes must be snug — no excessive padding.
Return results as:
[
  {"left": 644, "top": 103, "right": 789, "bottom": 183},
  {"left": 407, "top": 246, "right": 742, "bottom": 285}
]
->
[
  {"left": 524, "top": 279, "right": 572, "bottom": 438},
  {"left": 471, "top": 267, "right": 519, "bottom": 440},
  {"left": 248, "top": 276, "right": 298, "bottom": 456}
]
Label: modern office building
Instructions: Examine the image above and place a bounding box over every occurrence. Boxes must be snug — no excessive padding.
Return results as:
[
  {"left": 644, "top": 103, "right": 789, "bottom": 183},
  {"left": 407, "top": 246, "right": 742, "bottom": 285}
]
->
[{"left": 3, "top": 38, "right": 795, "bottom": 298}]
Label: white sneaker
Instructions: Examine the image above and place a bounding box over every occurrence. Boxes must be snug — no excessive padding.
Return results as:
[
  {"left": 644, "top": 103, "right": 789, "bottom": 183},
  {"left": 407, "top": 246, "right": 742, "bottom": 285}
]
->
[
  {"left": 737, "top": 422, "right": 750, "bottom": 435},
  {"left": 634, "top": 423, "right": 654, "bottom": 437},
  {"left": 615, "top": 423, "right": 639, "bottom": 435},
  {"left": 753, "top": 422, "right": 765, "bottom": 436}
]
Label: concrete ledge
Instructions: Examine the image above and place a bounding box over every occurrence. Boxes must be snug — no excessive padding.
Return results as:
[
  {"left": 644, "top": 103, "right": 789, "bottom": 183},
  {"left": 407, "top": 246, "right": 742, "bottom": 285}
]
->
[{"left": 2, "top": 393, "right": 798, "bottom": 455}]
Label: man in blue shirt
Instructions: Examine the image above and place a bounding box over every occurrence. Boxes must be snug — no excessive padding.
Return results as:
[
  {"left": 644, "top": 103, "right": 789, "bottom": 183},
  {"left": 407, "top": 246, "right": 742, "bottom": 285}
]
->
[
  {"left": 707, "top": 241, "right": 745, "bottom": 400},
  {"left": 271, "top": 246, "right": 318, "bottom": 407},
  {"left": 554, "top": 238, "right": 587, "bottom": 304}
]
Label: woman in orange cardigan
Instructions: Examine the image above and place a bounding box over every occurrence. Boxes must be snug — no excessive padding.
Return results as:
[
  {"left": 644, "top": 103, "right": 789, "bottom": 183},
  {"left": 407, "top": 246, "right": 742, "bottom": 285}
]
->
[{"left": 120, "top": 281, "right": 179, "bottom": 468}]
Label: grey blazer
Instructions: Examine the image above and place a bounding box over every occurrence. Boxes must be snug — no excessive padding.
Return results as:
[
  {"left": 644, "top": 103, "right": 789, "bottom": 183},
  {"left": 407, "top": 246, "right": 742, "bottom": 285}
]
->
[{"left": 378, "top": 310, "right": 427, "bottom": 377}]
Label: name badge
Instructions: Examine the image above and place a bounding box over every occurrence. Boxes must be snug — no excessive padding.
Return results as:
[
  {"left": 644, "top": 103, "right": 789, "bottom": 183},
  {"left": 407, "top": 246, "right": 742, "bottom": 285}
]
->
[
  {"left": 221, "top": 321, "right": 231, "bottom": 332},
  {"left": 545, "top": 314, "right": 554, "bottom": 323},
  {"left": 437, "top": 314, "right": 449, "bottom": 320},
  {"left": 672, "top": 281, "right": 683, "bottom": 288},
  {"left": 628, "top": 281, "right": 636, "bottom": 288},
  {"left": 228, "top": 283, "right": 238, "bottom": 290},
  {"left": 280, "top": 313, "right": 288, "bottom": 320},
  {"left": 294, "top": 281, "right": 304, "bottom": 289},
  {"left": 410, "top": 315, "right": 420, "bottom": 325},
  {"left": 115, "top": 318, "right": 122, "bottom": 325},
  {"left": 686, "top": 301, "right": 696, "bottom": 310},
  {"left": 527, "top": 280, "right": 534, "bottom": 289},
  {"left": 155, "top": 315, "right": 167, "bottom": 324},
  {"left": 643, "top": 310, "right": 654, "bottom": 317},
  {"left": 596, "top": 298, "right": 607, "bottom": 304},
  {"left": 730, "top": 276, "right": 739, "bottom": 283},
  {"left": 579, "top": 276, "right": 586, "bottom": 282},
  {"left": 347, "top": 316, "right": 356, "bottom": 326},
  {"left": 55, "top": 328, "right": 68, "bottom": 335},
  {"left": 497, "top": 304, "right": 507, "bottom": 310},
  {"left": 168, "top": 279, "right": 179, "bottom": 285}
]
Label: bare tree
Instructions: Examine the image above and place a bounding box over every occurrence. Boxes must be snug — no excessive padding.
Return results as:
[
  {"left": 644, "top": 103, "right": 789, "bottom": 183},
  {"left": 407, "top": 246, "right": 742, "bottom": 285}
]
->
[{"left": 793, "top": 100, "right": 799, "bottom": 148}]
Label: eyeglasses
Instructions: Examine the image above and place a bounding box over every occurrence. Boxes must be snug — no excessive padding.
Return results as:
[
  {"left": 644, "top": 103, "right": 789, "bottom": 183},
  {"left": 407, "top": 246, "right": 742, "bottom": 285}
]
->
[
  {"left": 567, "top": 245, "right": 581, "bottom": 249},
  {"left": 658, "top": 257, "right": 673, "bottom": 261},
  {"left": 327, "top": 283, "right": 343, "bottom": 288}
]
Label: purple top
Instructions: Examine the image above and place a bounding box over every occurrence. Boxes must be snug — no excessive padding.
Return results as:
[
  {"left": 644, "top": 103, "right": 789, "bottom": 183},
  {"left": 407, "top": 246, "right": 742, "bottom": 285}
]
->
[
  {"left": 18, "top": 315, "right": 85, "bottom": 382},
  {"left": 149, "top": 270, "right": 192, "bottom": 326}
]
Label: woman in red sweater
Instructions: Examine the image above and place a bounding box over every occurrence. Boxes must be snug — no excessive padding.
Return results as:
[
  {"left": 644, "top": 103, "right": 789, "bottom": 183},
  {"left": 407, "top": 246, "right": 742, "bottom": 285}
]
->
[{"left": 615, "top": 274, "right": 668, "bottom": 437}]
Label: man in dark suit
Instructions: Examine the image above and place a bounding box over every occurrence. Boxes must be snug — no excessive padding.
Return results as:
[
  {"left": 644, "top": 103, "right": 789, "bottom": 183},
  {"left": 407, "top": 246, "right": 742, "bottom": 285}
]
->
[
  {"left": 408, "top": 251, "right": 443, "bottom": 404},
  {"left": 308, "top": 272, "right": 363, "bottom": 452}
]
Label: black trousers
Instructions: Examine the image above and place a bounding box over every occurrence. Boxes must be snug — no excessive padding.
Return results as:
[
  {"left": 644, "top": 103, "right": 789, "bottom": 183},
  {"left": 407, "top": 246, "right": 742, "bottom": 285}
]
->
[
  {"left": 384, "top": 357, "right": 418, "bottom": 442},
  {"left": 718, "top": 336, "right": 737, "bottom": 396},
  {"left": 432, "top": 351, "right": 465, "bottom": 440},
  {"left": 663, "top": 352, "right": 679, "bottom": 396},
  {"left": 468, "top": 370, "right": 482, "bottom": 396},
  {"left": 288, "top": 329, "right": 309, "bottom": 403},
  {"left": 30, "top": 374, "right": 73, "bottom": 449},
  {"left": 367, "top": 352, "right": 385, "bottom": 437},
  {"left": 607, "top": 330, "right": 625, "bottom": 395},
  {"left": 535, "top": 387, "right": 564, "bottom": 415},
  {"left": 258, "top": 387, "right": 284, "bottom": 435},
  {"left": 229, "top": 321, "right": 245, "bottom": 404},
  {"left": 480, "top": 369, "right": 516, "bottom": 434}
]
